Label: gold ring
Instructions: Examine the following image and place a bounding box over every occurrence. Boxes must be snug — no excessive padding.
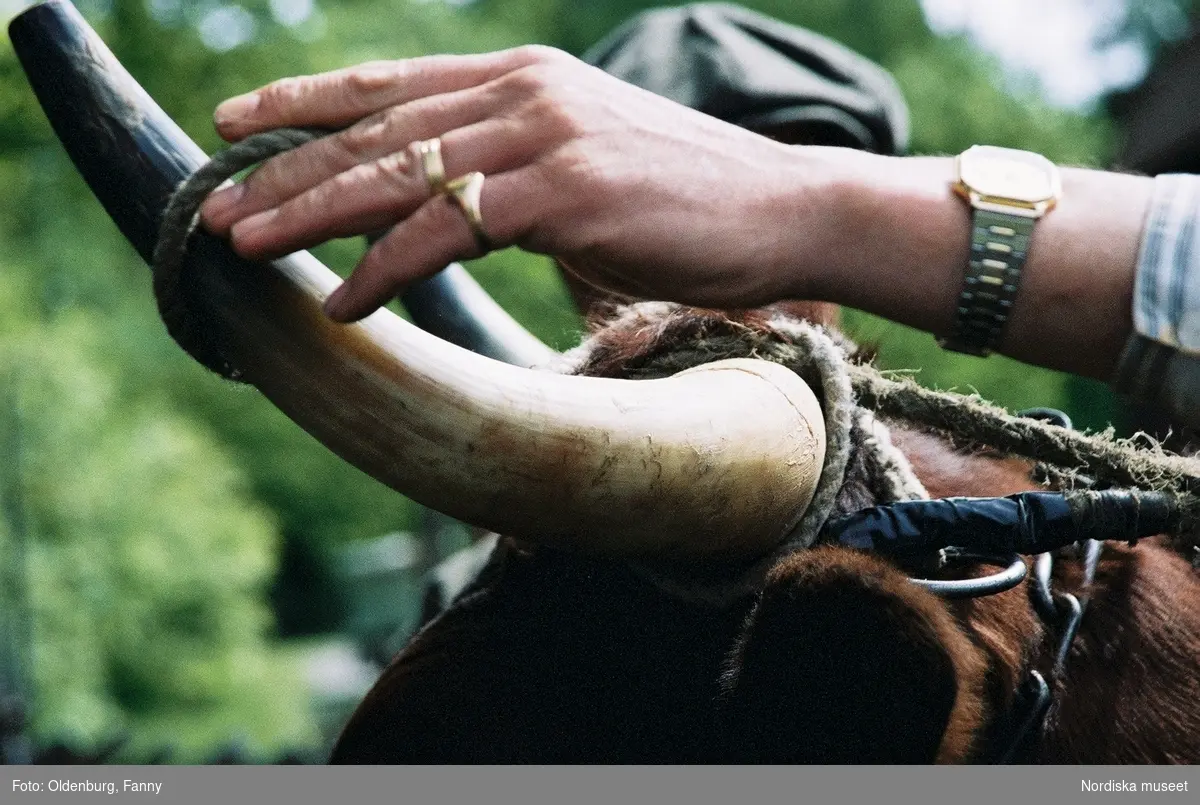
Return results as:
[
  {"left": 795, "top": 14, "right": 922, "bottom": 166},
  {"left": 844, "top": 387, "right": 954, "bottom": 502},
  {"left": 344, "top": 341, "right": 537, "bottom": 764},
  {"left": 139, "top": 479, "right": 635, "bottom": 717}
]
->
[
  {"left": 443, "top": 171, "right": 493, "bottom": 254},
  {"left": 416, "top": 138, "right": 446, "bottom": 195}
]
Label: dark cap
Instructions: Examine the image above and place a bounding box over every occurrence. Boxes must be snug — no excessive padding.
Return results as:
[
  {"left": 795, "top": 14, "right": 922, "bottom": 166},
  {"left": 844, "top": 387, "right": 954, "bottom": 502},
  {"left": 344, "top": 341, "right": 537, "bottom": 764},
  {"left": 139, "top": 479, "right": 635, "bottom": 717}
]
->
[{"left": 583, "top": 2, "right": 909, "bottom": 154}]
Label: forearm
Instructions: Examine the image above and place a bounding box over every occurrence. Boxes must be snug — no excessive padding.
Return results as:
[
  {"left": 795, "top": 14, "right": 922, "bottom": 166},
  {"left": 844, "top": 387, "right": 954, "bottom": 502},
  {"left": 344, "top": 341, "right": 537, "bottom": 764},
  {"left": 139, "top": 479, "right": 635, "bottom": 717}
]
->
[{"left": 787, "top": 148, "right": 1153, "bottom": 380}]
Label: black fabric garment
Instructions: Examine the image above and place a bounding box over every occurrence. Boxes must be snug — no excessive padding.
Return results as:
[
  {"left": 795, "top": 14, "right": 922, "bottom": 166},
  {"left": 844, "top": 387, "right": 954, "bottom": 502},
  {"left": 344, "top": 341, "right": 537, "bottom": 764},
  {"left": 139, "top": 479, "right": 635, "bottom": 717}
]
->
[{"left": 583, "top": 2, "right": 909, "bottom": 154}]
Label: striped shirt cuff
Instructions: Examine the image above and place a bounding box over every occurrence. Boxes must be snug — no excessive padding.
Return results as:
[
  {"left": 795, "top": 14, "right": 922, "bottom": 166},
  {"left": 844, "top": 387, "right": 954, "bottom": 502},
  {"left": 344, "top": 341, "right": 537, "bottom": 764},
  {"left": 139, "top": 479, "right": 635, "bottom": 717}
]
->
[
  {"left": 1113, "top": 173, "right": 1200, "bottom": 427},
  {"left": 1132, "top": 173, "right": 1200, "bottom": 351}
]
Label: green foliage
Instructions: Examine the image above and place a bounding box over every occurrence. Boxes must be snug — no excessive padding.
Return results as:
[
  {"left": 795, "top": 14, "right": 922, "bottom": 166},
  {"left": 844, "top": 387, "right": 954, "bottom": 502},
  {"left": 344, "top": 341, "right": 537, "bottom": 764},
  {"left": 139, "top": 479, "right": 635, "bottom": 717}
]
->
[
  {"left": 0, "top": 0, "right": 584, "bottom": 759},
  {"left": 0, "top": 273, "right": 313, "bottom": 760}
]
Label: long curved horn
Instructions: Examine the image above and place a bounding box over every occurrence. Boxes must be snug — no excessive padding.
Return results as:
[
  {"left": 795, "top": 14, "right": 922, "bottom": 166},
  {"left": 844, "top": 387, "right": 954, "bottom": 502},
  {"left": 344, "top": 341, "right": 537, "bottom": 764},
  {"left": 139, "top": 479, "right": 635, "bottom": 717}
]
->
[{"left": 10, "top": 0, "right": 826, "bottom": 557}]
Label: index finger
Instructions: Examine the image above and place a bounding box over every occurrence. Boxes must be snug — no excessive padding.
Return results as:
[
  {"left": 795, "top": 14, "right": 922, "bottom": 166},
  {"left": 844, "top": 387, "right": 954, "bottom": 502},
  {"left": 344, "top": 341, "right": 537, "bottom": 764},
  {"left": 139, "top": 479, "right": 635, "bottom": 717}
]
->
[{"left": 214, "top": 46, "right": 553, "bottom": 142}]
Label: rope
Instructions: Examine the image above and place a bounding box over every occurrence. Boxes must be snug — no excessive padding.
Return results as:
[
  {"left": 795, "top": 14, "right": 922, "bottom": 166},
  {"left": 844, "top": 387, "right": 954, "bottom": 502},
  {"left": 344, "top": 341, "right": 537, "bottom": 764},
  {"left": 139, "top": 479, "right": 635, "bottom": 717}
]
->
[
  {"left": 556, "top": 302, "right": 1200, "bottom": 568},
  {"left": 152, "top": 127, "right": 327, "bottom": 379},
  {"left": 848, "top": 366, "right": 1200, "bottom": 531},
  {"left": 553, "top": 305, "right": 932, "bottom": 605}
]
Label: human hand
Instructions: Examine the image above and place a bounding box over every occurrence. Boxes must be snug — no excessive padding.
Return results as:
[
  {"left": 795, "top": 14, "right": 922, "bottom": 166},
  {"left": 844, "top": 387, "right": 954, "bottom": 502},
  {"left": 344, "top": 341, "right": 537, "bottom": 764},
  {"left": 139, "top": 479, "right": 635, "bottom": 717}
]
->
[{"left": 199, "top": 46, "right": 837, "bottom": 322}]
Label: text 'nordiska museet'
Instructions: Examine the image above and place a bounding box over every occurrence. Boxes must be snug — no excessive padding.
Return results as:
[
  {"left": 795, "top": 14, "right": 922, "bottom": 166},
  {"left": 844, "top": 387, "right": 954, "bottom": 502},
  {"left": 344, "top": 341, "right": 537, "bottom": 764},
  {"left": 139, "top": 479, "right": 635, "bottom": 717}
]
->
[{"left": 1082, "top": 780, "right": 1189, "bottom": 793}]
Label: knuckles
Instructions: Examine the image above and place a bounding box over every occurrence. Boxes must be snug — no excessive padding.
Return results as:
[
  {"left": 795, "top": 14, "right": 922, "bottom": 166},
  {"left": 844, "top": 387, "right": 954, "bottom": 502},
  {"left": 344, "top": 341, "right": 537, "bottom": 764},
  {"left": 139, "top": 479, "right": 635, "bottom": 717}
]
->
[
  {"left": 250, "top": 60, "right": 402, "bottom": 117},
  {"left": 343, "top": 60, "right": 404, "bottom": 98},
  {"left": 527, "top": 91, "right": 589, "bottom": 140},
  {"left": 255, "top": 75, "right": 309, "bottom": 114},
  {"left": 500, "top": 63, "right": 562, "bottom": 97},
  {"left": 340, "top": 112, "right": 394, "bottom": 158},
  {"left": 500, "top": 65, "right": 592, "bottom": 140},
  {"left": 508, "top": 43, "right": 573, "bottom": 68},
  {"left": 371, "top": 150, "right": 418, "bottom": 191}
]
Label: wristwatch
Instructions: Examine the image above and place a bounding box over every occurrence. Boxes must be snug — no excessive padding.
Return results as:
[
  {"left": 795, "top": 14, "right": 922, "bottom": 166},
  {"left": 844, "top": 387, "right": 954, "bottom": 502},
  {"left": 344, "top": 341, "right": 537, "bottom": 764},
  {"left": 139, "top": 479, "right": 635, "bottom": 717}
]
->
[{"left": 939, "top": 145, "right": 1062, "bottom": 356}]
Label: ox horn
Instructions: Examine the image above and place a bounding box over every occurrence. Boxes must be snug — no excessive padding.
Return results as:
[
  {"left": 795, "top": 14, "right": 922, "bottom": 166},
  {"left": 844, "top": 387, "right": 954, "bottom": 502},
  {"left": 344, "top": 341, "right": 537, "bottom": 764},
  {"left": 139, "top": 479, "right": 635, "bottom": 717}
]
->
[{"left": 10, "top": 0, "right": 826, "bottom": 558}]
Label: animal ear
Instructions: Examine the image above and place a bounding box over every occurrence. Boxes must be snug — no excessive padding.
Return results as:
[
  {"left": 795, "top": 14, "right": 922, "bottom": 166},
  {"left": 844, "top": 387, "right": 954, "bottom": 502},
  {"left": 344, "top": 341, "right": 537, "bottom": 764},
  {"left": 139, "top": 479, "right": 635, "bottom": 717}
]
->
[{"left": 720, "top": 546, "right": 988, "bottom": 763}]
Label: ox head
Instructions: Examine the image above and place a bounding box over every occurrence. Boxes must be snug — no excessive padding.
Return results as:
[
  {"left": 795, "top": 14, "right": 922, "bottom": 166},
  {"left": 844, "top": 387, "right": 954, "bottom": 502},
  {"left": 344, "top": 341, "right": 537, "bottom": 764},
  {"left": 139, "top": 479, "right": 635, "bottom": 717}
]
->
[{"left": 10, "top": 1, "right": 1052, "bottom": 763}]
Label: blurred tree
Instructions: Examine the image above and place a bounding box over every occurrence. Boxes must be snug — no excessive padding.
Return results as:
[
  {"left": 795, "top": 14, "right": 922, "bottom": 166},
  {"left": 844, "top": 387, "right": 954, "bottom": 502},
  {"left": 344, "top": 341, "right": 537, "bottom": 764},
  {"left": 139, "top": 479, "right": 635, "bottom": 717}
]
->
[
  {"left": 0, "top": 0, "right": 578, "bottom": 758},
  {"left": 0, "top": 270, "right": 313, "bottom": 760}
]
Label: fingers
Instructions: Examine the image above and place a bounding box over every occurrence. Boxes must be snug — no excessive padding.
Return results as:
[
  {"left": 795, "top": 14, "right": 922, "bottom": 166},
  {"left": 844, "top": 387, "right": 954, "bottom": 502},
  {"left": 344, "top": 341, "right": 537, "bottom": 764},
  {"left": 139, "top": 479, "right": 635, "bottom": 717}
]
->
[
  {"left": 202, "top": 82, "right": 502, "bottom": 234},
  {"left": 213, "top": 46, "right": 558, "bottom": 142},
  {"left": 226, "top": 156, "right": 423, "bottom": 259},
  {"left": 223, "top": 116, "right": 541, "bottom": 261},
  {"left": 203, "top": 45, "right": 585, "bottom": 322},
  {"left": 324, "top": 169, "right": 529, "bottom": 323}
]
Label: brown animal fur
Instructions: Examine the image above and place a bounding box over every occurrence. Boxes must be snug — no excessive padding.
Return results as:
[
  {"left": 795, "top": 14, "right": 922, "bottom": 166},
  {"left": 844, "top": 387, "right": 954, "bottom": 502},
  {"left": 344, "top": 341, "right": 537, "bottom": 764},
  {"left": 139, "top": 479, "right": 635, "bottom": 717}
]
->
[
  {"left": 1041, "top": 539, "right": 1200, "bottom": 763},
  {"left": 721, "top": 545, "right": 990, "bottom": 763}
]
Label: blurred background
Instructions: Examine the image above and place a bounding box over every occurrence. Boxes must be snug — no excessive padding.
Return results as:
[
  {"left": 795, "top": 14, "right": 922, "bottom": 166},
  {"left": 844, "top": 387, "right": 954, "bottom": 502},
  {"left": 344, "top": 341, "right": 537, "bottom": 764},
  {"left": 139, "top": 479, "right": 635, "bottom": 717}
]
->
[{"left": 0, "top": 0, "right": 1196, "bottom": 763}]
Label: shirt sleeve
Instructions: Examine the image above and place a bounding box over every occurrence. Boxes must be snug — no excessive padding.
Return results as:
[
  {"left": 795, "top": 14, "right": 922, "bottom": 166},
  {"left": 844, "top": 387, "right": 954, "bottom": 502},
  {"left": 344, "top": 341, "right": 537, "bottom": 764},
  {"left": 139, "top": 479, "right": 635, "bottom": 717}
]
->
[{"left": 1111, "top": 173, "right": 1200, "bottom": 428}]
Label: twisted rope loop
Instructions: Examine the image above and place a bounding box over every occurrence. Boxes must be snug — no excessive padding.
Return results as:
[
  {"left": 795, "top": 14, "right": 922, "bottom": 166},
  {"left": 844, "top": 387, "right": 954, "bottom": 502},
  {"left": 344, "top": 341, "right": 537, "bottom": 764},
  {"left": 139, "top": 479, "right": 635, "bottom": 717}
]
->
[{"left": 152, "top": 127, "right": 327, "bottom": 379}]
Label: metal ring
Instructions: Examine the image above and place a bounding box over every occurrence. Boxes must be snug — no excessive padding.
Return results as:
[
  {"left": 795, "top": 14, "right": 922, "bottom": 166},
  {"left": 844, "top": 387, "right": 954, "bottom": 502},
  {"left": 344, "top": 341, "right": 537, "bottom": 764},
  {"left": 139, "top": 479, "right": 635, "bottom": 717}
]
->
[
  {"left": 442, "top": 171, "right": 493, "bottom": 255},
  {"left": 908, "top": 548, "right": 1027, "bottom": 599},
  {"left": 992, "top": 670, "right": 1051, "bottom": 764},
  {"left": 416, "top": 137, "right": 446, "bottom": 195},
  {"left": 1031, "top": 552, "right": 1058, "bottom": 621}
]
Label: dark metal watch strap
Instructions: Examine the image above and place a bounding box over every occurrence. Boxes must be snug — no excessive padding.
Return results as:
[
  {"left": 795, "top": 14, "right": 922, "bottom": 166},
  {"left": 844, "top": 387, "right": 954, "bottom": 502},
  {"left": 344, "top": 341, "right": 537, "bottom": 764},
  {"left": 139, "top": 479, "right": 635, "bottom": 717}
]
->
[{"left": 939, "top": 209, "right": 1036, "bottom": 357}]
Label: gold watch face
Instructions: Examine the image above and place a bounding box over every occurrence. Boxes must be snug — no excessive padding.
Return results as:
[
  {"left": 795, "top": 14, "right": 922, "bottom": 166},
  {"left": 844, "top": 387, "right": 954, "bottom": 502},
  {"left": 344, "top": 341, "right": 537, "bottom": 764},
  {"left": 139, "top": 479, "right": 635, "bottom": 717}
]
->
[{"left": 955, "top": 145, "right": 1061, "bottom": 205}]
